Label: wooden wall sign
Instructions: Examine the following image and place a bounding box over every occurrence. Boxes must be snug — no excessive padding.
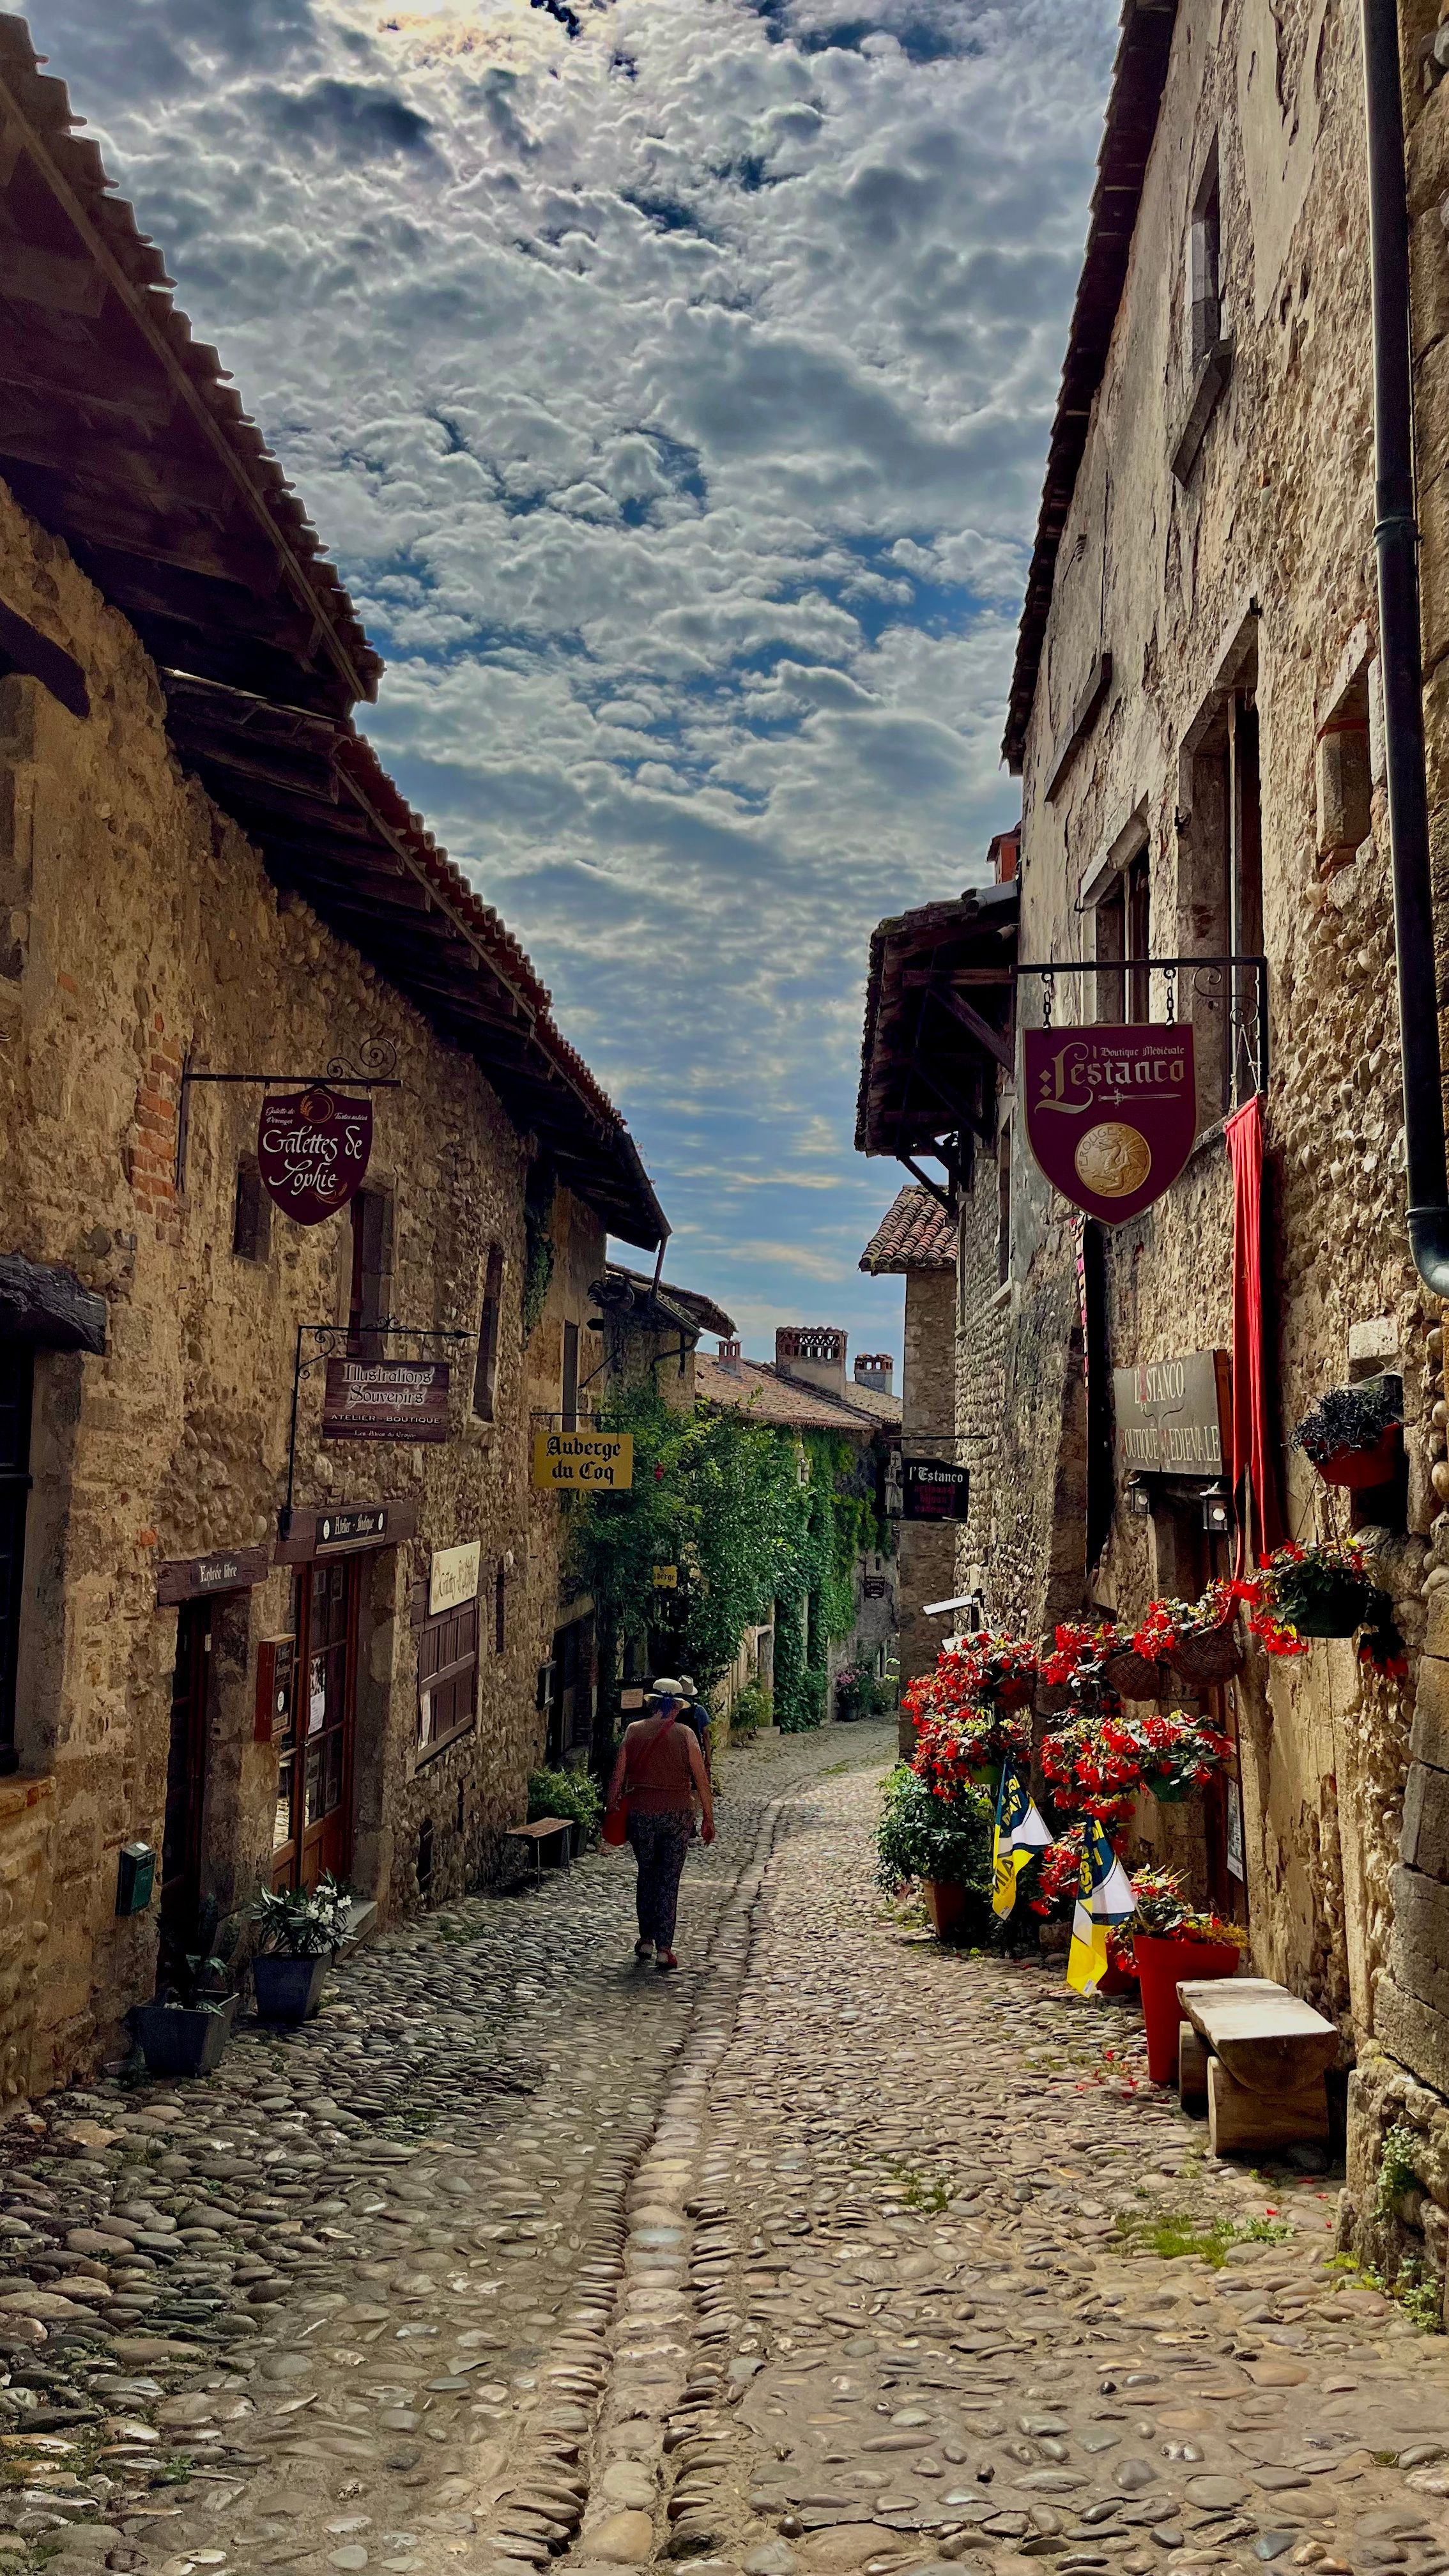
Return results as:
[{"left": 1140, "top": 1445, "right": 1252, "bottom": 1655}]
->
[
  {"left": 1023, "top": 1024, "right": 1197, "bottom": 1224},
  {"left": 156, "top": 1544, "right": 272, "bottom": 1606},
  {"left": 429, "top": 1540, "right": 481, "bottom": 1616},
  {"left": 322, "top": 1358, "right": 451, "bottom": 1443},
  {"left": 1113, "top": 1347, "right": 1230, "bottom": 1479},
  {"left": 257, "top": 1085, "right": 372, "bottom": 1224},
  {"left": 532, "top": 1429, "right": 634, "bottom": 1491},
  {"left": 274, "top": 1500, "right": 420, "bottom": 1561},
  {"left": 901, "top": 1459, "right": 970, "bottom": 1521}
]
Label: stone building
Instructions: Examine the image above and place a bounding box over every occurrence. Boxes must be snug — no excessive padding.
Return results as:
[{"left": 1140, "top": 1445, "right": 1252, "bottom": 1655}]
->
[
  {"left": 0, "top": 23, "right": 666, "bottom": 2101},
  {"left": 857, "top": 1186, "right": 960, "bottom": 1698},
  {"left": 855, "top": 0, "right": 1449, "bottom": 2264}
]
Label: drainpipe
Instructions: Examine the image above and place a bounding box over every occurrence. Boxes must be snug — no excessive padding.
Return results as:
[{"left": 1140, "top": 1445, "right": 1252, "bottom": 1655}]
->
[{"left": 1362, "top": 0, "right": 1449, "bottom": 1292}]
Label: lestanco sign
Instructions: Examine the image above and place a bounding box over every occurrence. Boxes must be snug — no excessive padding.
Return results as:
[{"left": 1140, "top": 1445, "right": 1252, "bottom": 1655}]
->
[{"left": 1023, "top": 1024, "right": 1197, "bottom": 1224}]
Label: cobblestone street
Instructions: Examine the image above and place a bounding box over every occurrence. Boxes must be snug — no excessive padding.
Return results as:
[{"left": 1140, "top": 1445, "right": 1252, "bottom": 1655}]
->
[{"left": 10, "top": 1731, "right": 1449, "bottom": 2576}]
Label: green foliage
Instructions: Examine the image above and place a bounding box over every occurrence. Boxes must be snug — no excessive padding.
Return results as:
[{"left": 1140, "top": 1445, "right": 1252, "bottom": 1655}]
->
[
  {"left": 522, "top": 1174, "right": 556, "bottom": 1341},
  {"left": 249, "top": 1871, "right": 350, "bottom": 1959},
  {"left": 875, "top": 1764, "right": 993, "bottom": 1920},
  {"left": 568, "top": 1386, "right": 878, "bottom": 1725},
  {"left": 1377, "top": 2120, "right": 1421, "bottom": 2220},
  {"left": 836, "top": 1661, "right": 890, "bottom": 1720},
  {"left": 730, "top": 1680, "right": 772, "bottom": 1736},
  {"left": 527, "top": 1766, "right": 602, "bottom": 1837},
  {"left": 1116, "top": 2207, "right": 1291, "bottom": 2267}
]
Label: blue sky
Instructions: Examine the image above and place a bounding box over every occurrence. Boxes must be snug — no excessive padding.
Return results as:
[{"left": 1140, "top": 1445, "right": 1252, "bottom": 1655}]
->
[{"left": 27, "top": 0, "right": 1116, "bottom": 1364}]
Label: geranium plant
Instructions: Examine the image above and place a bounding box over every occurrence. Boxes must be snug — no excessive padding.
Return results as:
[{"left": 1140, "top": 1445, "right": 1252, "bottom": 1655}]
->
[
  {"left": 1248, "top": 1540, "right": 1386, "bottom": 1652},
  {"left": 1127, "top": 1864, "right": 1248, "bottom": 1948},
  {"left": 1117, "top": 1707, "right": 1232, "bottom": 1801},
  {"left": 1039, "top": 1620, "right": 1123, "bottom": 1706},
  {"left": 1039, "top": 1715, "right": 1142, "bottom": 1821},
  {"left": 972, "top": 1634, "right": 1039, "bottom": 1706},
  {"left": 914, "top": 1707, "right": 1031, "bottom": 1794}
]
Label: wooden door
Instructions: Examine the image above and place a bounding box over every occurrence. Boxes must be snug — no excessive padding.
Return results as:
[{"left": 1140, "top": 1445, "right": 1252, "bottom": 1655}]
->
[
  {"left": 273, "top": 1556, "right": 360, "bottom": 1891},
  {"left": 161, "top": 1598, "right": 211, "bottom": 1950}
]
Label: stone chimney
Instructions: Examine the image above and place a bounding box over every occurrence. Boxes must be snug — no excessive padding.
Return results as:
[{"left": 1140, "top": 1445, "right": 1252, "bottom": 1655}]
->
[
  {"left": 854, "top": 1353, "right": 893, "bottom": 1395},
  {"left": 717, "top": 1337, "right": 742, "bottom": 1375},
  {"left": 776, "top": 1327, "right": 847, "bottom": 1399}
]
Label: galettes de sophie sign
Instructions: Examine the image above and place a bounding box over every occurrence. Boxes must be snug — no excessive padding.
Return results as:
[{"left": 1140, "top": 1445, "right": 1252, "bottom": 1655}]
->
[
  {"left": 257, "top": 1085, "right": 373, "bottom": 1223},
  {"left": 1023, "top": 1024, "right": 1197, "bottom": 1225}
]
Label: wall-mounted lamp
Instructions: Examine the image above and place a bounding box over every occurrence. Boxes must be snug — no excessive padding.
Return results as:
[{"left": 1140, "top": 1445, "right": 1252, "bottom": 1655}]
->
[
  {"left": 1200, "top": 1485, "right": 1232, "bottom": 1535},
  {"left": 1127, "top": 1480, "right": 1153, "bottom": 1520}
]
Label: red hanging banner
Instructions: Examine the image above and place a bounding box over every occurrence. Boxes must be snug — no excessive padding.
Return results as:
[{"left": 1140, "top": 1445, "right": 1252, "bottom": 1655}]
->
[
  {"left": 257, "top": 1085, "right": 373, "bottom": 1225},
  {"left": 1023, "top": 1023, "right": 1197, "bottom": 1225},
  {"left": 1225, "top": 1094, "right": 1284, "bottom": 1563}
]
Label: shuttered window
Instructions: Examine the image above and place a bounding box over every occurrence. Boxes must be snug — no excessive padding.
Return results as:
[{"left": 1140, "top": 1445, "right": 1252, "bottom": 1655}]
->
[{"left": 418, "top": 1598, "right": 478, "bottom": 1756}]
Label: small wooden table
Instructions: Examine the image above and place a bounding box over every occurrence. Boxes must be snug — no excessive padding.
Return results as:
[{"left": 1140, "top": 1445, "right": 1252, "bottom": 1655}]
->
[
  {"left": 1177, "top": 1975, "right": 1337, "bottom": 2156},
  {"left": 507, "top": 1817, "right": 574, "bottom": 1883}
]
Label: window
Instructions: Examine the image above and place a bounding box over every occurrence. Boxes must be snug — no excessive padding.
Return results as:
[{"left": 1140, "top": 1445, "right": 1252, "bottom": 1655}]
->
[
  {"left": 997, "top": 1120, "right": 1012, "bottom": 1288},
  {"left": 562, "top": 1320, "right": 579, "bottom": 1433},
  {"left": 1095, "top": 872, "right": 1126, "bottom": 1023},
  {"left": 1126, "top": 847, "right": 1151, "bottom": 1023},
  {"left": 1188, "top": 146, "right": 1222, "bottom": 371},
  {"left": 1317, "top": 664, "right": 1372, "bottom": 869},
  {"left": 1181, "top": 638, "right": 1263, "bottom": 1112},
  {"left": 473, "top": 1246, "right": 503, "bottom": 1422},
  {"left": 417, "top": 1597, "right": 478, "bottom": 1756},
  {"left": 348, "top": 1188, "right": 392, "bottom": 1361},
  {"left": 0, "top": 1343, "right": 33, "bottom": 1777},
  {"left": 494, "top": 1558, "right": 507, "bottom": 1656},
  {"left": 232, "top": 1158, "right": 270, "bottom": 1263}
]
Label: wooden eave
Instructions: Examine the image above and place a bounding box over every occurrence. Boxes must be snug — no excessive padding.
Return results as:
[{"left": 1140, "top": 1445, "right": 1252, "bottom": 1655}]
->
[
  {"left": 0, "top": 13, "right": 381, "bottom": 716},
  {"left": 854, "top": 887, "right": 1019, "bottom": 1161}
]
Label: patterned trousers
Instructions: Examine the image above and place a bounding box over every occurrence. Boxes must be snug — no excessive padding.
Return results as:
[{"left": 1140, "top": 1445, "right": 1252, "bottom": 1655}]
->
[{"left": 627, "top": 1809, "right": 694, "bottom": 1949}]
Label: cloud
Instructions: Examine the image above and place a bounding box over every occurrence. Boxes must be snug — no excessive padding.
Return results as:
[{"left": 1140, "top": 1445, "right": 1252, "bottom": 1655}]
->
[{"left": 24, "top": 0, "right": 1116, "bottom": 1356}]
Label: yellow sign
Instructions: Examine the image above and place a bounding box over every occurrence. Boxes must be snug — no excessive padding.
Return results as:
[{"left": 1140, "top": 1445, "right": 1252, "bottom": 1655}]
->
[
  {"left": 532, "top": 1429, "right": 634, "bottom": 1491},
  {"left": 652, "top": 1564, "right": 678, "bottom": 1590}
]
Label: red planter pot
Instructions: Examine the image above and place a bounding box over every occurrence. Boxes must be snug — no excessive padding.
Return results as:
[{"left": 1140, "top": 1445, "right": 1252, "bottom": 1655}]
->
[
  {"left": 923, "top": 1879, "right": 967, "bottom": 1936},
  {"left": 1316, "top": 1425, "right": 1400, "bottom": 1489},
  {"left": 1098, "top": 1959, "right": 1140, "bottom": 1998},
  {"left": 1133, "top": 1933, "right": 1240, "bottom": 2084}
]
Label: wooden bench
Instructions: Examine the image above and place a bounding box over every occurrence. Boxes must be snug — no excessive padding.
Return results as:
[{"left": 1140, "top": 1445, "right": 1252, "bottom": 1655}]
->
[
  {"left": 1177, "top": 1975, "right": 1337, "bottom": 2156},
  {"left": 506, "top": 1817, "right": 574, "bottom": 1883}
]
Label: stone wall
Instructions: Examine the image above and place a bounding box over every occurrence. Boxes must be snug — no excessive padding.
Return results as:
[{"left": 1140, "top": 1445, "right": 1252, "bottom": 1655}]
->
[
  {"left": 0, "top": 471, "right": 613, "bottom": 2090},
  {"left": 900, "top": 1266, "right": 956, "bottom": 1694}
]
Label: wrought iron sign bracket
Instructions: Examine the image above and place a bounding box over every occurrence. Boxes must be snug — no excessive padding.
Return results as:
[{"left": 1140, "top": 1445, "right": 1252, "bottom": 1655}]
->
[
  {"left": 280, "top": 1316, "right": 480, "bottom": 1536},
  {"left": 1012, "top": 953, "right": 1269, "bottom": 1095},
  {"left": 174, "top": 1039, "right": 402, "bottom": 1190}
]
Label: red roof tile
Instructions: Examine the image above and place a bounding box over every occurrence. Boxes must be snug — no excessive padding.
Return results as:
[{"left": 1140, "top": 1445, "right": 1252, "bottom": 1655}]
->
[{"left": 859, "top": 1186, "right": 956, "bottom": 1274}]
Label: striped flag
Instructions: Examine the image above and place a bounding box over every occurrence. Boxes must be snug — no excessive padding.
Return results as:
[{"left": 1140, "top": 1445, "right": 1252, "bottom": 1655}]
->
[
  {"left": 992, "top": 1764, "right": 1054, "bottom": 1919},
  {"left": 1066, "top": 1815, "right": 1136, "bottom": 1993}
]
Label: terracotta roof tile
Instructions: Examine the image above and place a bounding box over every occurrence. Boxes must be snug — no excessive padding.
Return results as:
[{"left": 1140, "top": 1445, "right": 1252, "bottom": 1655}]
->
[
  {"left": 696, "top": 1353, "right": 900, "bottom": 1434},
  {"left": 859, "top": 1185, "right": 956, "bottom": 1274}
]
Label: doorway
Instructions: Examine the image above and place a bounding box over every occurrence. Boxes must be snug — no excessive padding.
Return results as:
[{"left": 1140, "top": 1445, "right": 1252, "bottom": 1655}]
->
[
  {"left": 0, "top": 1340, "right": 33, "bottom": 1777},
  {"left": 1151, "top": 1489, "right": 1248, "bottom": 1928},
  {"left": 161, "top": 1598, "right": 212, "bottom": 1961},
  {"left": 273, "top": 1554, "right": 360, "bottom": 1890}
]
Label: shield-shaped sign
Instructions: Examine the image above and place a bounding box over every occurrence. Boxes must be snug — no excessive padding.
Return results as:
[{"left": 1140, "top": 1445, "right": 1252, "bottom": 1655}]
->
[
  {"left": 1023, "top": 1023, "right": 1197, "bottom": 1225},
  {"left": 257, "top": 1085, "right": 373, "bottom": 1225}
]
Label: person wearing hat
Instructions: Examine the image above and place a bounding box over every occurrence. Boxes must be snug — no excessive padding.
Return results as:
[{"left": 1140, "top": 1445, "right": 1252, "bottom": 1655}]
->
[
  {"left": 606, "top": 1679, "right": 714, "bottom": 1970},
  {"left": 675, "top": 1676, "right": 712, "bottom": 1777}
]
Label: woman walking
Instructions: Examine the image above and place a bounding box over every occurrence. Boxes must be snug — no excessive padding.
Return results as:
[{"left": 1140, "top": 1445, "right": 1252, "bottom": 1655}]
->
[{"left": 608, "top": 1678, "right": 714, "bottom": 1970}]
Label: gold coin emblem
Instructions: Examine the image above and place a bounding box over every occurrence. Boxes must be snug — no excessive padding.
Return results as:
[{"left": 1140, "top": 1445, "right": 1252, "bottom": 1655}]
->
[{"left": 1074, "top": 1121, "right": 1152, "bottom": 1198}]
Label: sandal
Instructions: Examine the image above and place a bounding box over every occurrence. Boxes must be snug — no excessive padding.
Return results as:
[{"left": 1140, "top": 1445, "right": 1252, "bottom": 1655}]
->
[
  {"left": 656, "top": 1951, "right": 677, "bottom": 1972},
  {"left": 634, "top": 1939, "right": 653, "bottom": 1958}
]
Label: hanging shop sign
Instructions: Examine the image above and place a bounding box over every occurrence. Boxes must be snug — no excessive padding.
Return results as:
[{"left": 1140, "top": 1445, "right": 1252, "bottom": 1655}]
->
[
  {"left": 1113, "top": 1347, "right": 1230, "bottom": 1479},
  {"left": 257, "top": 1085, "right": 373, "bottom": 1224},
  {"left": 901, "top": 1459, "right": 970, "bottom": 1522},
  {"left": 274, "top": 1499, "right": 420, "bottom": 1561},
  {"left": 155, "top": 1543, "right": 272, "bottom": 1607},
  {"left": 429, "top": 1539, "right": 481, "bottom": 1617},
  {"left": 652, "top": 1564, "right": 678, "bottom": 1590},
  {"left": 532, "top": 1429, "right": 634, "bottom": 1491},
  {"left": 322, "top": 1357, "right": 451, "bottom": 1444},
  {"left": 1023, "top": 1023, "right": 1197, "bottom": 1225}
]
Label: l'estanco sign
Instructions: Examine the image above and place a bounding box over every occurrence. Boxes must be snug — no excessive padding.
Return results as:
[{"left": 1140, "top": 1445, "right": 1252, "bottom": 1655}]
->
[{"left": 1023, "top": 1023, "right": 1197, "bottom": 1225}]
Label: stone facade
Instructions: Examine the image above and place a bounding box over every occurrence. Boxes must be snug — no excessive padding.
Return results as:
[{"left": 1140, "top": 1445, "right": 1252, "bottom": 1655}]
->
[{"left": 0, "top": 467, "right": 649, "bottom": 2096}]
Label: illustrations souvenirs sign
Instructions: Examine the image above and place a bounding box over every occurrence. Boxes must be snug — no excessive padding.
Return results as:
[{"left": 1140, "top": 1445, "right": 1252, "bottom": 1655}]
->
[
  {"left": 1023, "top": 1023, "right": 1197, "bottom": 1225},
  {"left": 257, "top": 1085, "right": 373, "bottom": 1224},
  {"left": 322, "top": 1358, "right": 451, "bottom": 1443}
]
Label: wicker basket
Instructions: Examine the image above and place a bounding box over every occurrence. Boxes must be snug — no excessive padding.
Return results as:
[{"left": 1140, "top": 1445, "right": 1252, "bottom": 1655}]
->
[
  {"left": 1168, "top": 1620, "right": 1245, "bottom": 1687},
  {"left": 1100, "top": 1648, "right": 1170, "bottom": 1703}
]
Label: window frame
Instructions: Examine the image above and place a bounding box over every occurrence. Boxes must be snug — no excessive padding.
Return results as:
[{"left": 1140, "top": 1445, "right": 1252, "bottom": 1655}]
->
[
  {"left": 473, "top": 1245, "right": 503, "bottom": 1422},
  {"left": 417, "top": 1595, "right": 479, "bottom": 1759}
]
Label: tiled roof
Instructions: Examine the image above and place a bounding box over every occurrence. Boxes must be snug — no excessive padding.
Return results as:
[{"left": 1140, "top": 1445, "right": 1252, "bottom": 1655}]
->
[
  {"left": 696, "top": 1353, "right": 901, "bottom": 1436},
  {"left": 855, "top": 880, "right": 1018, "bottom": 1160},
  {"left": 601, "top": 1265, "right": 736, "bottom": 1341},
  {"left": 859, "top": 1186, "right": 956, "bottom": 1275}
]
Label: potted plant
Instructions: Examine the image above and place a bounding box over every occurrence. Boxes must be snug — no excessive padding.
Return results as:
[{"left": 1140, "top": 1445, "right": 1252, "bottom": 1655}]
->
[
  {"left": 249, "top": 1872, "right": 351, "bottom": 2023},
  {"left": 1116, "top": 1707, "right": 1232, "bottom": 1804},
  {"left": 132, "top": 1897, "right": 241, "bottom": 2077},
  {"left": 1038, "top": 1619, "right": 1123, "bottom": 1713},
  {"left": 1249, "top": 1540, "right": 1384, "bottom": 1645},
  {"left": 1128, "top": 1868, "right": 1245, "bottom": 2083},
  {"left": 914, "top": 1705, "right": 1031, "bottom": 1795},
  {"left": 1292, "top": 1377, "right": 1402, "bottom": 1490},
  {"left": 875, "top": 1763, "right": 993, "bottom": 1940},
  {"left": 834, "top": 1662, "right": 887, "bottom": 1722},
  {"left": 1101, "top": 1602, "right": 1173, "bottom": 1704},
  {"left": 1156, "top": 1581, "right": 1248, "bottom": 1687},
  {"left": 972, "top": 1635, "right": 1039, "bottom": 1710},
  {"left": 1039, "top": 1714, "right": 1142, "bottom": 1823},
  {"left": 528, "top": 1763, "right": 604, "bottom": 1855}
]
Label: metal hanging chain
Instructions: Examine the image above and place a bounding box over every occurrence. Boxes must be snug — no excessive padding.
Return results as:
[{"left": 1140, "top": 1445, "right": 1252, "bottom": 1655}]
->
[
  {"left": 1042, "top": 969, "right": 1054, "bottom": 1031},
  {"left": 1164, "top": 962, "right": 1176, "bottom": 1025}
]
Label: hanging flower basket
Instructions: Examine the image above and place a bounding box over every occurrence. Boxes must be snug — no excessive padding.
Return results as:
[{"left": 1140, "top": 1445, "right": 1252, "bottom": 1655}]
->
[
  {"left": 1169, "top": 1620, "right": 1245, "bottom": 1685},
  {"left": 993, "top": 1673, "right": 1036, "bottom": 1710},
  {"left": 1248, "top": 1542, "right": 1384, "bottom": 1650},
  {"left": 1291, "top": 1574, "right": 1377, "bottom": 1637},
  {"left": 1318, "top": 1425, "right": 1401, "bottom": 1489},
  {"left": 1100, "top": 1648, "right": 1170, "bottom": 1703},
  {"left": 1293, "top": 1377, "right": 1402, "bottom": 1492}
]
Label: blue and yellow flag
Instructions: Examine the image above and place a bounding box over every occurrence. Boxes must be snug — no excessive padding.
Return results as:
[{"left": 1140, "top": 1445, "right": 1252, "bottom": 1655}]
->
[
  {"left": 1066, "top": 1816, "right": 1137, "bottom": 1993},
  {"left": 992, "top": 1764, "right": 1054, "bottom": 1918}
]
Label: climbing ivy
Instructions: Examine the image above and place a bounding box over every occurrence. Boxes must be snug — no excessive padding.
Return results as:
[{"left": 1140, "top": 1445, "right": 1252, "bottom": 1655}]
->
[{"left": 521, "top": 1173, "right": 556, "bottom": 1341}]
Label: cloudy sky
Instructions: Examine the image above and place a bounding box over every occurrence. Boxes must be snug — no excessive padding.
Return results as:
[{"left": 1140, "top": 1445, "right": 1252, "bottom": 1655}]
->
[{"left": 29, "top": 0, "right": 1116, "bottom": 1362}]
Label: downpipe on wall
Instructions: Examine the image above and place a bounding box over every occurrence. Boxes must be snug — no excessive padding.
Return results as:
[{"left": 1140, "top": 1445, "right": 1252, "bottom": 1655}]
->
[{"left": 1363, "top": 0, "right": 1449, "bottom": 1292}]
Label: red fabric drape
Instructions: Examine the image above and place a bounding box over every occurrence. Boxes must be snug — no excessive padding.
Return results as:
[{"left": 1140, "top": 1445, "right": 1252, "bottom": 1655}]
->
[{"left": 1225, "top": 1095, "right": 1284, "bottom": 1567}]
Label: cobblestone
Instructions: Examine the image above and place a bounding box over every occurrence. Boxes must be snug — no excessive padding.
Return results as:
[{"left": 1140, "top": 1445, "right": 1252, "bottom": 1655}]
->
[{"left": 11, "top": 1737, "right": 1449, "bottom": 2576}]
